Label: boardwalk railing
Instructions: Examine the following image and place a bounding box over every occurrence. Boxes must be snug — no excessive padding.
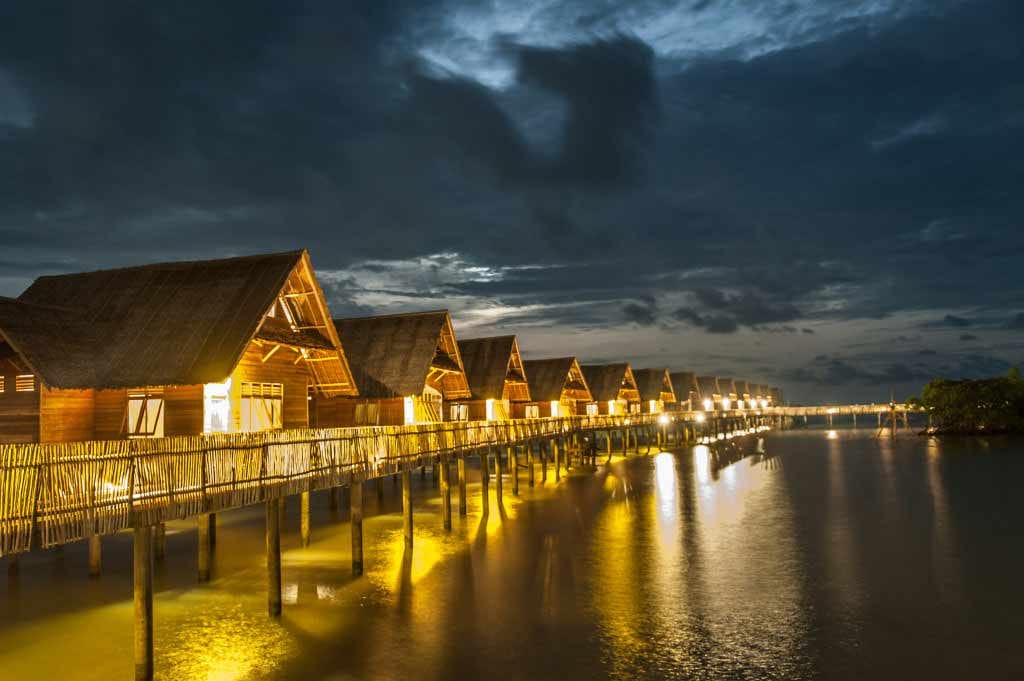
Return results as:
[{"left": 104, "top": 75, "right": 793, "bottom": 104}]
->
[{"left": 0, "top": 413, "right": 661, "bottom": 557}]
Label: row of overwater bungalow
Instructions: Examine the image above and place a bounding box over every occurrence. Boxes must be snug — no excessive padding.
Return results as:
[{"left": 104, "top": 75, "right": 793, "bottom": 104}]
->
[{"left": 0, "top": 250, "right": 783, "bottom": 444}]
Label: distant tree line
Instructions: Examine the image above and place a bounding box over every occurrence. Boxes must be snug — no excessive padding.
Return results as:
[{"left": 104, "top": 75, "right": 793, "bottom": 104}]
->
[{"left": 908, "top": 368, "right": 1024, "bottom": 434}]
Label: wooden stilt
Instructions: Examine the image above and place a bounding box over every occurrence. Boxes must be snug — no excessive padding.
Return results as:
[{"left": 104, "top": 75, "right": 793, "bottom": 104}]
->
[
  {"left": 7, "top": 555, "right": 18, "bottom": 577},
  {"left": 440, "top": 456, "right": 452, "bottom": 531},
  {"left": 494, "top": 448, "right": 503, "bottom": 500},
  {"left": 209, "top": 512, "right": 217, "bottom": 547},
  {"left": 458, "top": 457, "right": 467, "bottom": 516},
  {"left": 510, "top": 447, "right": 519, "bottom": 496},
  {"left": 541, "top": 443, "right": 548, "bottom": 483},
  {"left": 553, "top": 439, "right": 561, "bottom": 481},
  {"left": 133, "top": 526, "right": 153, "bottom": 681},
  {"left": 376, "top": 477, "right": 385, "bottom": 504},
  {"left": 528, "top": 442, "right": 535, "bottom": 487},
  {"left": 300, "top": 491, "right": 311, "bottom": 547},
  {"left": 88, "top": 534, "right": 102, "bottom": 578},
  {"left": 402, "top": 469, "right": 413, "bottom": 548},
  {"left": 153, "top": 523, "right": 165, "bottom": 562},
  {"left": 278, "top": 495, "right": 286, "bottom": 530},
  {"left": 329, "top": 487, "right": 339, "bottom": 512},
  {"left": 481, "top": 449, "right": 490, "bottom": 515},
  {"left": 266, "top": 499, "right": 282, "bottom": 617},
  {"left": 351, "top": 483, "right": 363, "bottom": 576},
  {"left": 197, "top": 513, "right": 211, "bottom": 582}
]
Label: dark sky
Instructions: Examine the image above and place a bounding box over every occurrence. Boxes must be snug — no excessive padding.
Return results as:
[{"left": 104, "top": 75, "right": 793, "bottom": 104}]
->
[{"left": 1, "top": 0, "right": 1022, "bottom": 403}]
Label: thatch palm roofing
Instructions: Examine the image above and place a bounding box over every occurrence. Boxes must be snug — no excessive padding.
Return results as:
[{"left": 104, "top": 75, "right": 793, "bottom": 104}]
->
[
  {"left": 581, "top": 363, "right": 637, "bottom": 402},
  {"left": 457, "top": 335, "right": 529, "bottom": 401},
  {"left": 670, "top": 371, "right": 697, "bottom": 398},
  {"left": 333, "top": 310, "right": 470, "bottom": 399},
  {"left": 696, "top": 376, "right": 720, "bottom": 397},
  {"left": 633, "top": 368, "right": 676, "bottom": 402},
  {"left": 522, "top": 357, "right": 589, "bottom": 402},
  {"left": 0, "top": 250, "right": 351, "bottom": 391}
]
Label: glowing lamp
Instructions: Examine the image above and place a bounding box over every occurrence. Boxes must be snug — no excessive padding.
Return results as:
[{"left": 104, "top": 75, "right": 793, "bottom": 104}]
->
[
  {"left": 722, "top": 397, "right": 732, "bottom": 410},
  {"left": 703, "top": 399, "right": 713, "bottom": 412}
]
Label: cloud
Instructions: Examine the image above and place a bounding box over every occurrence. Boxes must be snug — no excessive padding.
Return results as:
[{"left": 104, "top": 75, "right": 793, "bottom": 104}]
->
[{"left": 960, "top": 333, "right": 978, "bottom": 341}]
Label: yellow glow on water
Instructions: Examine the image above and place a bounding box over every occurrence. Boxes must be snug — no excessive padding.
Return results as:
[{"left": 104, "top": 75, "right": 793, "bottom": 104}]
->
[
  {"left": 827, "top": 430, "right": 838, "bottom": 440},
  {"left": 694, "top": 445, "right": 711, "bottom": 486},
  {"left": 382, "top": 530, "right": 447, "bottom": 586},
  {"left": 654, "top": 453, "right": 677, "bottom": 518}
]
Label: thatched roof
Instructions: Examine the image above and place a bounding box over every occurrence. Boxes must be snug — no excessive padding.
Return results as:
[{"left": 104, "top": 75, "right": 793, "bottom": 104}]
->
[
  {"left": 1, "top": 250, "right": 355, "bottom": 393},
  {"left": 670, "top": 371, "right": 697, "bottom": 400},
  {"left": 750, "top": 384, "right": 765, "bottom": 399},
  {"left": 633, "top": 368, "right": 676, "bottom": 402},
  {"left": 333, "top": 310, "right": 470, "bottom": 399},
  {"left": 696, "top": 376, "right": 720, "bottom": 398},
  {"left": 735, "top": 380, "right": 751, "bottom": 397},
  {"left": 720, "top": 378, "right": 738, "bottom": 396},
  {"left": 581, "top": 363, "right": 638, "bottom": 402},
  {"left": 457, "top": 335, "right": 529, "bottom": 401},
  {"left": 522, "top": 357, "right": 590, "bottom": 402}
]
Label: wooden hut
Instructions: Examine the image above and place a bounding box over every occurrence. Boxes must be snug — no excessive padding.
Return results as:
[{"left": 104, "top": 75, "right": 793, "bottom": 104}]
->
[
  {"left": 719, "top": 379, "right": 738, "bottom": 410},
  {"left": 580, "top": 363, "right": 640, "bottom": 415},
  {"left": 633, "top": 368, "right": 676, "bottom": 414},
  {"left": 696, "top": 376, "right": 721, "bottom": 411},
  {"left": 0, "top": 250, "right": 356, "bottom": 444},
  {"left": 315, "top": 310, "right": 471, "bottom": 426},
  {"left": 451, "top": 335, "right": 530, "bottom": 421},
  {"left": 751, "top": 384, "right": 768, "bottom": 408},
  {"left": 769, "top": 387, "right": 784, "bottom": 406},
  {"left": 669, "top": 371, "right": 699, "bottom": 411},
  {"left": 735, "top": 380, "right": 752, "bottom": 409},
  {"left": 517, "top": 357, "right": 592, "bottom": 418}
]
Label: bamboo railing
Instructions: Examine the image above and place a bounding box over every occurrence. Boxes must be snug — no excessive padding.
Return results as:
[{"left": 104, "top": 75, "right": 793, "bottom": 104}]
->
[{"left": 0, "top": 413, "right": 662, "bottom": 557}]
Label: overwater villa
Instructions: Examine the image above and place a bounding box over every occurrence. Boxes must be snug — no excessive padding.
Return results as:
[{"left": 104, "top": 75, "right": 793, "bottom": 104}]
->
[
  {"left": 696, "top": 376, "right": 722, "bottom": 411},
  {"left": 517, "top": 357, "right": 592, "bottom": 418},
  {"left": 315, "top": 310, "right": 470, "bottom": 426},
  {"left": 0, "top": 251, "right": 356, "bottom": 444},
  {"left": 633, "top": 368, "right": 676, "bottom": 414},
  {"left": 735, "top": 380, "right": 752, "bottom": 408},
  {"left": 719, "top": 379, "right": 739, "bottom": 409},
  {"left": 669, "top": 371, "right": 699, "bottom": 411},
  {"left": 452, "top": 335, "right": 530, "bottom": 421},
  {"left": 580, "top": 363, "right": 641, "bottom": 415}
]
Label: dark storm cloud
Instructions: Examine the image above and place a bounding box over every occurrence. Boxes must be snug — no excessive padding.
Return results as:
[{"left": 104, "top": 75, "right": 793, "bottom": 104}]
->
[{"left": 1, "top": 0, "right": 1022, "bottom": 403}]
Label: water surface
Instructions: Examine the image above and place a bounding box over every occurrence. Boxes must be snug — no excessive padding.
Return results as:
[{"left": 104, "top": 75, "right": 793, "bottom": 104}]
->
[{"left": 2, "top": 429, "right": 1024, "bottom": 680}]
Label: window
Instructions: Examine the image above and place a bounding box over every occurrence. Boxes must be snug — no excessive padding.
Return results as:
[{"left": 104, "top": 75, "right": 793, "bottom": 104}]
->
[
  {"left": 449, "top": 403, "right": 468, "bottom": 422},
  {"left": 0, "top": 376, "right": 5, "bottom": 393},
  {"left": 204, "top": 381, "right": 231, "bottom": 433},
  {"left": 241, "top": 382, "right": 283, "bottom": 432},
  {"left": 630, "top": 402, "right": 641, "bottom": 414},
  {"left": 586, "top": 402, "right": 598, "bottom": 416},
  {"left": 15, "top": 374, "right": 35, "bottom": 392},
  {"left": 128, "top": 392, "right": 165, "bottom": 438},
  {"left": 525, "top": 404, "right": 540, "bottom": 419}
]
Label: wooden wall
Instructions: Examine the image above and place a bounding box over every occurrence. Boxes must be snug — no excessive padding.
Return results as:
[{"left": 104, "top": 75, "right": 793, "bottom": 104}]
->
[
  {"left": 316, "top": 397, "right": 404, "bottom": 427},
  {"left": 0, "top": 359, "right": 39, "bottom": 444},
  {"left": 230, "top": 341, "right": 312, "bottom": 431},
  {"left": 39, "top": 387, "right": 94, "bottom": 443},
  {"left": 165, "top": 385, "right": 204, "bottom": 436},
  {"left": 94, "top": 389, "right": 127, "bottom": 440}
]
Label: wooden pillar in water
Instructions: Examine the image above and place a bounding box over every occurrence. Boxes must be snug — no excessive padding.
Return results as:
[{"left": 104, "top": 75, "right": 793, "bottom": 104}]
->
[
  {"left": 300, "top": 491, "right": 311, "bottom": 547},
  {"left": 402, "top": 469, "right": 413, "bottom": 548},
  {"left": 541, "top": 441, "right": 548, "bottom": 483},
  {"left": 209, "top": 512, "right": 217, "bottom": 547},
  {"left": 458, "top": 457, "right": 467, "bottom": 516},
  {"left": 494, "top": 448, "right": 503, "bottom": 500},
  {"left": 527, "top": 442, "right": 535, "bottom": 487},
  {"left": 553, "top": 439, "right": 561, "bottom": 482},
  {"left": 351, "top": 483, "right": 364, "bottom": 576},
  {"left": 481, "top": 449, "right": 490, "bottom": 515},
  {"left": 376, "top": 477, "right": 384, "bottom": 504},
  {"left": 88, "top": 534, "right": 102, "bottom": 578},
  {"left": 510, "top": 446, "right": 519, "bottom": 496},
  {"left": 133, "top": 525, "right": 153, "bottom": 681},
  {"left": 266, "top": 499, "right": 282, "bottom": 617},
  {"left": 329, "top": 487, "right": 339, "bottom": 512},
  {"left": 7, "top": 555, "right": 18, "bottom": 577},
  {"left": 440, "top": 456, "right": 452, "bottom": 531},
  {"left": 197, "top": 513, "right": 212, "bottom": 582},
  {"left": 154, "top": 523, "right": 165, "bottom": 562}
]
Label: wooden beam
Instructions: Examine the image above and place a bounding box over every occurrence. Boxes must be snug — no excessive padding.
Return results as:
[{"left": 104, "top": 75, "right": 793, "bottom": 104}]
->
[{"left": 261, "top": 345, "right": 282, "bottom": 363}]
